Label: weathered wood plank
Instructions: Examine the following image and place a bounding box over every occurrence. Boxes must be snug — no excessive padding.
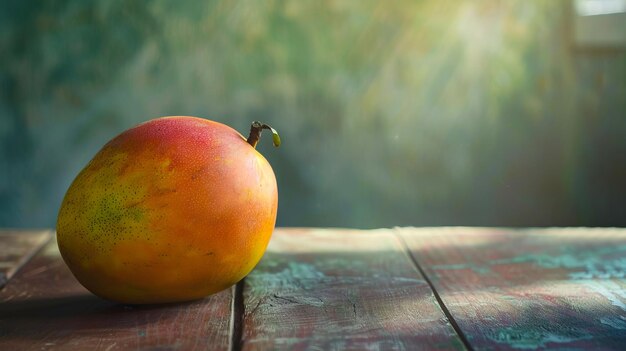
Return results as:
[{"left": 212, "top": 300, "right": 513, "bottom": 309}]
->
[
  {"left": 242, "top": 228, "right": 465, "bottom": 350},
  {"left": 0, "top": 236, "right": 233, "bottom": 351},
  {"left": 0, "top": 229, "right": 52, "bottom": 289},
  {"left": 397, "top": 227, "right": 626, "bottom": 350}
]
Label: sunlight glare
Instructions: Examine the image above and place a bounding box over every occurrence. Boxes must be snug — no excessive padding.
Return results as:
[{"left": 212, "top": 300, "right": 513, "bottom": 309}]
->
[{"left": 575, "top": 0, "right": 626, "bottom": 16}]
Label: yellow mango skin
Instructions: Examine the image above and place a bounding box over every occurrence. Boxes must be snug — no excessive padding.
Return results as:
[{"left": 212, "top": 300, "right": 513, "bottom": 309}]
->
[{"left": 57, "top": 116, "right": 278, "bottom": 304}]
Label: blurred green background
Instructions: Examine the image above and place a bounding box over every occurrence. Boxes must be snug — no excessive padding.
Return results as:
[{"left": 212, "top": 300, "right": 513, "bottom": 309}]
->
[{"left": 1, "top": 0, "right": 625, "bottom": 228}]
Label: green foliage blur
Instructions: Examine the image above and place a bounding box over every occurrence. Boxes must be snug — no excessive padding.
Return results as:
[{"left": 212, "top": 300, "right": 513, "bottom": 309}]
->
[{"left": 1, "top": 0, "right": 625, "bottom": 228}]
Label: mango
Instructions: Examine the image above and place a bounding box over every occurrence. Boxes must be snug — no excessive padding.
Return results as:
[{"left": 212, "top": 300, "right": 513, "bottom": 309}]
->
[{"left": 56, "top": 116, "right": 279, "bottom": 304}]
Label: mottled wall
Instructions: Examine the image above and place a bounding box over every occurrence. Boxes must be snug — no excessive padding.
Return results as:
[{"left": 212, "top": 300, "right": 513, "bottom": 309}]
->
[{"left": 1, "top": 0, "right": 625, "bottom": 228}]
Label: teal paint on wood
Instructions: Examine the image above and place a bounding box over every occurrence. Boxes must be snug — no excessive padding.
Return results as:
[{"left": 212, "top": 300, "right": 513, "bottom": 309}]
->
[
  {"left": 398, "top": 227, "right": 626, "bottom": 350},
  {"left": 242, "top": 228, "right": 466, "bottom": 350},
  {"left": 2, "top": 227, "right": 625, "bottom": 350}
]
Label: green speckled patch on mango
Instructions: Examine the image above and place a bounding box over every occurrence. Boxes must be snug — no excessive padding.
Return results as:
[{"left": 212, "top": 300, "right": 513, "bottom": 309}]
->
[{"left": 58, "top": 151, "right": 153, "bottom": 251}]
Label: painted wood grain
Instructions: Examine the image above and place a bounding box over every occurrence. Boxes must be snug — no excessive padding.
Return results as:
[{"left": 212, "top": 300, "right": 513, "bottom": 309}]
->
[
  {"left": 0, "top": 229, "right": 52, "bottom": 289},
  {"left": 241, "top": 228, "right": 465, "bottom": 350},
  {"left": 397, "top": 227, "right": 626, "bottom": 350},
  {"left": 0, "top": 236, "right": 233, "bottom": 351}
]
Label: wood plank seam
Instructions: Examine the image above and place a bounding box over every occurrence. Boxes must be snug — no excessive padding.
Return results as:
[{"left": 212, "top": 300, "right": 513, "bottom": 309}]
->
[
  {"left": 0, "top": 230, "right": 53, "bottom": 290},
  {"left": 394, "top": 230, "right": 474, "bottom": 351},
  {"left": 397, "top": 227, "right": 626, "bottom": 350},
  {"left": 230, "top": 279, "right": 245, "bottom": 351},
  {"left": 240, "top": 228, "right": 466, "bottom": 350}
]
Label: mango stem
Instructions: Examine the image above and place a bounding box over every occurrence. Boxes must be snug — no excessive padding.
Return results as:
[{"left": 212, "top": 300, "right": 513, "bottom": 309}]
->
[{"left": 247, "top": 121, "right": 281, "bottom": 148}]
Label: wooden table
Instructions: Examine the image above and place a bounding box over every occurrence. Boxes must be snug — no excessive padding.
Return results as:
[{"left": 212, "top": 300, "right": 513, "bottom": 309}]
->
[{"left": 1, "top": 228, "right": 625, "bottom": 350}]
